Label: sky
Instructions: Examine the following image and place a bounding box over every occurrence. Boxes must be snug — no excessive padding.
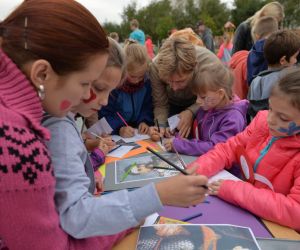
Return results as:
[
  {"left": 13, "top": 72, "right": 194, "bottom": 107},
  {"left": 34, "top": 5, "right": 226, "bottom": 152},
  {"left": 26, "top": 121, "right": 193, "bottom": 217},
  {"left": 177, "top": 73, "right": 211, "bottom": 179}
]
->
[{"left": 0, "top": 0, "right": 233, "bottom": 24}]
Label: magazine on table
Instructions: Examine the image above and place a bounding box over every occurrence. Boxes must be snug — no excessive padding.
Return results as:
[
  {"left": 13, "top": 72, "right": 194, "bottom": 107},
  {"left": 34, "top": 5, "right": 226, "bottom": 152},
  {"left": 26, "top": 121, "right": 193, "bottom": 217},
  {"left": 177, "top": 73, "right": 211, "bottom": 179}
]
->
[
  {"left": 104, "top": 152, "right": 196, "bottom": 191},
  {"left": 136, "top": 224, "right": 261, "bottom": 250}
]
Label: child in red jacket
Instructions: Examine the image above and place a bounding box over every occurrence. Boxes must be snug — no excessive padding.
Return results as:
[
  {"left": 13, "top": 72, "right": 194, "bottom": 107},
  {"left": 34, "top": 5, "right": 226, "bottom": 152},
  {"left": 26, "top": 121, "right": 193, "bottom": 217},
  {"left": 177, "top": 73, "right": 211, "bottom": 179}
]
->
[{"left": 189, "top": 67, "right": 300, "bottom": 231}]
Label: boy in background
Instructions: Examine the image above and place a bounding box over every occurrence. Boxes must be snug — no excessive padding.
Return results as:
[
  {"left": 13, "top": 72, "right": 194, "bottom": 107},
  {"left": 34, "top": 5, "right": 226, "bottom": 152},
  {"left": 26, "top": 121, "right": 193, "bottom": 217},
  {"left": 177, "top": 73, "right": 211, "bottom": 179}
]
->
[
  {"left": 248, "top": 29, "right": 300, "bottom": 118},
  {"left": 247, "top": 16, "right": 279, "bottom": 84}
]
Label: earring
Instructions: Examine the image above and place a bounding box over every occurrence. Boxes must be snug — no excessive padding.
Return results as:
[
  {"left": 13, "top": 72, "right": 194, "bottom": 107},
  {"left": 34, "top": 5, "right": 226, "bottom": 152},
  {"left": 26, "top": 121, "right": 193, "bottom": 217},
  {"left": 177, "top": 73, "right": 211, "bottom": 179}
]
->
[{"left": 38, "top": 85, "right": 45, "bottom": 100}]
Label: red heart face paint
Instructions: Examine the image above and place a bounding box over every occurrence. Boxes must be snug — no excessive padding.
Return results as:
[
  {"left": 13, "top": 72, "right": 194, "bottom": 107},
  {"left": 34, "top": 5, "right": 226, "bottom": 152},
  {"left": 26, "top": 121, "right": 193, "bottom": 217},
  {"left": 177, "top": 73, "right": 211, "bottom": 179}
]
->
[
  {"left": 83, "top": 89, "right": 96, "bottom": 103},
  {"left": 60, "top": 100, "right": 71, "bottom": 111}
]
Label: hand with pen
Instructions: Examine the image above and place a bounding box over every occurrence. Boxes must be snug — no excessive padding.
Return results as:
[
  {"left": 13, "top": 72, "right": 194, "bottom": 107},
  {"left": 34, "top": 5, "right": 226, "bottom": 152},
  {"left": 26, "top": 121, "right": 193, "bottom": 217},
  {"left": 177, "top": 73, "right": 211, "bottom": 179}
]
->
[
  {"left": 163, "top": 138, "right": 175, "bottom": 151},
  {"left": 97, "top": 137, "right": 116, "bottom": 155},
  {"left": 155, "top": 165, "right": 208, "bottom": 207},
  {"left": 119, "top": 126, "right": 135, "bottom": 138}
]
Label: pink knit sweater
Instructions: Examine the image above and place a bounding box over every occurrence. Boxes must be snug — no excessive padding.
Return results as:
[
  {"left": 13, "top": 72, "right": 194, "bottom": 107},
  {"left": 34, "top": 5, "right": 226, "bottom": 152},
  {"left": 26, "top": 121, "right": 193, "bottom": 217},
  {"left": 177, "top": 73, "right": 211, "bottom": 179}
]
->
[{"left": 0, "top": 49, "right": 128, "bottom": 250}]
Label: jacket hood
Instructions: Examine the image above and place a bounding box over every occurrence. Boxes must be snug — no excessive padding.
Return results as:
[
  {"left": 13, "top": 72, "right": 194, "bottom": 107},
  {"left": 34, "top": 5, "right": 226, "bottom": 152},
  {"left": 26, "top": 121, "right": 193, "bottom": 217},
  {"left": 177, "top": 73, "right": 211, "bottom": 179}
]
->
[
  {"left": 229, "top": 50, "right": 249, "bottom": 69},
  {"left": 211, "top": 99, "right": 249, "bottom": 118},
  {"left": 248, "top": 39, "right": 265, "bottom": 67}
]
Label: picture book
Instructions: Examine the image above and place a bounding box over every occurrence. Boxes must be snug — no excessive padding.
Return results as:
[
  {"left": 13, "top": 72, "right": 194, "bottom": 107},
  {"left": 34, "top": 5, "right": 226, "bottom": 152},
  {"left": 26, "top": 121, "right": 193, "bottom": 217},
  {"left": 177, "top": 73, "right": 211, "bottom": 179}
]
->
[
  {"left": 104, "top": 152, "right": 196, "bottom": 191},
  {"left": 136, "top": 224, "right": 261, "bottom": 250}
]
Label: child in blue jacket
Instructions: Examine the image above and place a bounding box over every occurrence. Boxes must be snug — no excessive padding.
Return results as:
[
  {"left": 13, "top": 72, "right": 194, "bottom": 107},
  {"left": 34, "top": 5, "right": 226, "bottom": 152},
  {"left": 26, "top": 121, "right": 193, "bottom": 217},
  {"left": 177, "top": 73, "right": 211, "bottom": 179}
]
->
[{"left": 99, "top": 40, "right": 154, "bottom": 137}]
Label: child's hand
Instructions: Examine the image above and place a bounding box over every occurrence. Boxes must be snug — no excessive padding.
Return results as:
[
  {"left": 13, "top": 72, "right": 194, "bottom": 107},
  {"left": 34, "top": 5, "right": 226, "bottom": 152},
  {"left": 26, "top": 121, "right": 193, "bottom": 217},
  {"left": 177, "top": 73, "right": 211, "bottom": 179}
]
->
[
  {"left": 163, "top": 138, "right": 174, "bottom": 152},
  {"left": 208, "top": 179, "right": 224, "bottom": 196},
  {"left": 149, "top": 127, "right": 163, "bottom": 142},
  {"left": 120, "top": 126, "right": 135, "bottom": 138},
  {"left": 98, "top": 140, "right": 110, "bottom": 155},
  {"left": 101, "top": 136, "right": 116, "bottom": 149},
  {"left": 164, "top": 127, "right": 174, "bottom": 138},
  {"left": 138, "top": 122, "right": 149, "bottom": 134},
  {"left": 94, "top": 174, "right": 104, "bottom": 196},
  {"left": 155, "top": 174, "right": 208, "bottom": 207},
  {"left": 82, "top": 132, "right": 99, "bottom": 152}
]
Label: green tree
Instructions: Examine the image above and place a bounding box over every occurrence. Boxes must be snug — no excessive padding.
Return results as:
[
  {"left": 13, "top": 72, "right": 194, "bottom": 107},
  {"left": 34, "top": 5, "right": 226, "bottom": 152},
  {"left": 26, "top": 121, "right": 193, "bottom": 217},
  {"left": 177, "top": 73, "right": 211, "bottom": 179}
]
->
[
  {"left": 198, "top": 0, "right": 231, "bottom": 35},
  {"left": 278, "top": 0, "right": 300, "bottom": 28},
  {"left": 231, "top": 0, "right": 265, "bottom": 27}
]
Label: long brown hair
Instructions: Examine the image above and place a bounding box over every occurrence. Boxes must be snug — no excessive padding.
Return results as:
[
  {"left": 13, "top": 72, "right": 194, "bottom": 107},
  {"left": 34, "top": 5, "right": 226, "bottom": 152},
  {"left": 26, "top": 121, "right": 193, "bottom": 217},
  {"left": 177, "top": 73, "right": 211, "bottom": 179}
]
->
[{"left": 0, "top": 0, "right": 108, "bottom": 75}]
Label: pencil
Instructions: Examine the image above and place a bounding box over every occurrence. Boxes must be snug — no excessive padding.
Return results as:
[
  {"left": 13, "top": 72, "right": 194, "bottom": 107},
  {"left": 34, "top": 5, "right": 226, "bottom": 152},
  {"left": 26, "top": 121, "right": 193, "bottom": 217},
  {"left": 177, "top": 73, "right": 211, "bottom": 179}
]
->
[
  {"left": 182, "top": 212, "right": 203, "bottom": 222},
  {"left": 153, "top": 166, "right": 174, "bottom": 170},
  {"left": 117, "top": 112, "right": 129, "bottom": 127},
  {"left": 173, "top": 147, "right": 187, "bottom": 169},
  {"left": 155, "top": 119, "right": 163, "bottom": 145},
  {"left": 146, "top": 146, "right": 188, "bottom": 175},
  {"left": 146, "top": 146, "right": 208, "bottom": 190},
  {"left": 90, "top": 132, "right": 105, "bottom": 142}
]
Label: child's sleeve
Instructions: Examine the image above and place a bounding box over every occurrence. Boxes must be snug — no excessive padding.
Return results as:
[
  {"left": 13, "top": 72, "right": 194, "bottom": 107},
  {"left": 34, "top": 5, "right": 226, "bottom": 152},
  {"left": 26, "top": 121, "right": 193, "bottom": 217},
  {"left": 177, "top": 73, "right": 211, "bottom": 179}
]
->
[
  {"left": 89, "top": 148, "right": 105, "bottom": 171},
  {"left": 188, "top": 111, "right": 262, "bottom": 177},
  {"left": 137, "top": 80, "right": 154, "bottom": 126},
  {"left": 98, "top": 91, "right": 124, "bottom": 134},
  {"left": 218, "top": 169, "right": 300, "bottom": 231},
  {"left": 46, "top": 118, "right": 163, "bottom": 238},
  {"left": 173, "top": 111, "right": 246, "bottom": 156}
]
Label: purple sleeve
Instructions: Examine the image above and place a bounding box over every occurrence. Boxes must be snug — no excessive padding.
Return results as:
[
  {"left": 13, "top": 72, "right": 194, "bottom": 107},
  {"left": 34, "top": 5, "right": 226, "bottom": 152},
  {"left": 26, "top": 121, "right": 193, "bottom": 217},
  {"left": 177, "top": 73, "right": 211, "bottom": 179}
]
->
[
  {"left": 173, "top": 116, "right": 246, "bottom": 156},
  {"left": 90, "top": 148, "right": 105, "bottom": 171}
]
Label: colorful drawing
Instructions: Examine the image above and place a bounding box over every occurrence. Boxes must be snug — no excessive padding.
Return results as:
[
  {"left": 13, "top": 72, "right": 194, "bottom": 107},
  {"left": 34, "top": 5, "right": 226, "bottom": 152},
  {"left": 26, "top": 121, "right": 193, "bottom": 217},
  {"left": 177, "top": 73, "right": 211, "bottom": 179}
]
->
[
  {"left": 104, "top": 152, "right": 196, "bottom": 191},
  {"left": 137, "top": 224, "right": 261, "bottom": 250},
  {"left": 115, "top": 153, "right": 183, "bottom": 184}
]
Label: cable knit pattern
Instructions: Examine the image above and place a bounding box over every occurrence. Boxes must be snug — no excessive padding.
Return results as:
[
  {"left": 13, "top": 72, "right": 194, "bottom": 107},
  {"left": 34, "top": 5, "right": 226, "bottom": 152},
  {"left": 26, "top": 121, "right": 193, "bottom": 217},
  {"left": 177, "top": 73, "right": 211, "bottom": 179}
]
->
[{"left": 0, "top": 49, "right": 130, "bottom": 250}]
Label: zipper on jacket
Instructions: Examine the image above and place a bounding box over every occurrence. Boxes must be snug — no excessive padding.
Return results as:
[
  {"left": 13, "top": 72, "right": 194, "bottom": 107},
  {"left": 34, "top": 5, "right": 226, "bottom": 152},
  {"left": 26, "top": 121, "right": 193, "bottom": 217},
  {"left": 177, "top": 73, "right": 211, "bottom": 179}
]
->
[{"left": 253, "top": 136, "right": 280, "bottom": 172}]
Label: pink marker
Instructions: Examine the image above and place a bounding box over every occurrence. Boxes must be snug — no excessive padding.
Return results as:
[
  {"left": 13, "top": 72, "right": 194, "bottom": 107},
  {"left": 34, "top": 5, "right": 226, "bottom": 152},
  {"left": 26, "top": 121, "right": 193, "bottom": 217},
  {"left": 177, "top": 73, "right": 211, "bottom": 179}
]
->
[{"left": 116, "top": 112, "right": 129, "bottom": 127}]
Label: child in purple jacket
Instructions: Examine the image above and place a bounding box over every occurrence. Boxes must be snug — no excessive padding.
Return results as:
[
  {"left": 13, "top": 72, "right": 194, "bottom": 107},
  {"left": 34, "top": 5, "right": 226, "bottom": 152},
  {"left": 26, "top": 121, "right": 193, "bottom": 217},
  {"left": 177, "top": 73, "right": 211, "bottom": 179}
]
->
[{"left": 164, "top": 62, "right": 248, "bottom": 156}]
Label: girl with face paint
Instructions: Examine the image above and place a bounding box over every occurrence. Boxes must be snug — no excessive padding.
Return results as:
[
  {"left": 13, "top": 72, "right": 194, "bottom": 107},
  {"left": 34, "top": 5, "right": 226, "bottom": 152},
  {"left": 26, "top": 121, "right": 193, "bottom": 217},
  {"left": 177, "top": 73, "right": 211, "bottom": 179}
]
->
[
  {"left": 0, "top": 0, "right": 110, "bottom": 249},
  {"left": 188, "top": 67, "right": 300, "bottom": 231},
  {"left": 42, "top": 38, "right": 209, "bottom": 248},
  {"left": 164, "top": 62, "right": 249, "bottom": 156}
]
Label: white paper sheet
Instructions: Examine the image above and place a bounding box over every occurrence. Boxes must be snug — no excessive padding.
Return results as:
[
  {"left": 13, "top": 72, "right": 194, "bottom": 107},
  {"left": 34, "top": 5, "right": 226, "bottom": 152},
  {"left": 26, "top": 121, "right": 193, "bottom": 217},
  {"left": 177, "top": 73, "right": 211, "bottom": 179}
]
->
[
  {"left": 111, "top": 129, "right": 150, "bottom": 143},
  {"left": 168, "top": 114, "right": 180, "bottom": 131},
  {"left": 143, "top": 213, "right": 160, "bottom": 226},
  {"left": 87, "top": 117, "right": 113, "bottom": 137},
  {"left": 208, "top": 170, "right": 241, "bottom": 183},
  {"left": 106, "top": 145, "right": 135, "bottom": 158}
]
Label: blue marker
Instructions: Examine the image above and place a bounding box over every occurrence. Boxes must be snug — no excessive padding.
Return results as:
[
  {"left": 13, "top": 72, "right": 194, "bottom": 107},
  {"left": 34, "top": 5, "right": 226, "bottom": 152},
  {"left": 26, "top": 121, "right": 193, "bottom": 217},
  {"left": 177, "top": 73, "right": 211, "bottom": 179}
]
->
[{"left": 182, "top": 212, "right": 203, "bottom": 222}]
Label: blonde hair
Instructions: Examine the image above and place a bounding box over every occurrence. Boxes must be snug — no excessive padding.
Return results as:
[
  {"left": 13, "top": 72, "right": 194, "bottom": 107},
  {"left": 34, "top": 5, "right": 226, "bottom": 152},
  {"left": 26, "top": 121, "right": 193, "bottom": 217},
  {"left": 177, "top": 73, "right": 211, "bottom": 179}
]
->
[
  {"left": 156, "top": 37, "right": 196, "bottom": 79},
  {"left": 248, "top": 1, "right": 284, "bottom": 28},
  {"left": 124, "top": 39, "right": 149, "bottom": 72},
  {"left": 252, "top": 16, "right": 278, "bottom": 41},
  {"left": 107, "top": 37, "right": 126, "bottom": 80},
  {"left": 192, "top": 62, "right": 233, "bottom": 99}
]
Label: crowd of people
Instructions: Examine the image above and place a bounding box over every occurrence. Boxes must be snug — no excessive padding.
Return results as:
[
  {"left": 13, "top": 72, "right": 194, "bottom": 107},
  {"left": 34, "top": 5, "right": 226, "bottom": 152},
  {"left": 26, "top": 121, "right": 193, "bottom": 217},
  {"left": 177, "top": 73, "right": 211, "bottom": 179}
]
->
[{"left": 0, "top": 1, "right": 300, "bottom": 249}]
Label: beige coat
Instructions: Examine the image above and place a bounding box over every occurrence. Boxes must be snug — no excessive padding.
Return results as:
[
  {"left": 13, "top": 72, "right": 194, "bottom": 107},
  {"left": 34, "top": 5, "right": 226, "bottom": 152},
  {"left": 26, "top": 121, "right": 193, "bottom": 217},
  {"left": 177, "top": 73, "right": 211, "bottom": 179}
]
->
[{"left": 149, "top": 46, "right": 220, "bottom": 126}]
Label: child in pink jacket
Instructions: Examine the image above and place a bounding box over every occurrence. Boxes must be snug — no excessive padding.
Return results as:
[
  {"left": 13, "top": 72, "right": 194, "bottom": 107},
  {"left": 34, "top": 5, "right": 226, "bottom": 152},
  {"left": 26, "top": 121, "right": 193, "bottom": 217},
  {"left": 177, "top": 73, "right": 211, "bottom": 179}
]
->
[{"left": 189, "top": 67, "right": 300, "bottom": 231}]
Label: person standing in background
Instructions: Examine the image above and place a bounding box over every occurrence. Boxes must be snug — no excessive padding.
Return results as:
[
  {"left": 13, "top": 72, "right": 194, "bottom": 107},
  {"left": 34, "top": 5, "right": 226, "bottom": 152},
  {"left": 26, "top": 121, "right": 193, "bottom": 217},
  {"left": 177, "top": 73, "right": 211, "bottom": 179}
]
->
[
  {"left": 129, "top": 19, "right": 145, "bottom": 45},
  {"left": 231, "top": 1, "right": 284, "bottom": 55},
  {"left": 196, "top": 20, "right": 215, "bottom": 53},
  {"left": 145, "top": 35, "right": 155, "bottom": 59}
]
